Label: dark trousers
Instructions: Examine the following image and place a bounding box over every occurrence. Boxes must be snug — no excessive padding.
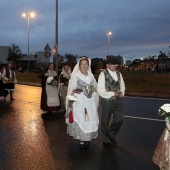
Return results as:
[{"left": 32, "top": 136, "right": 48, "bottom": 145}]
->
[{"left": 101, "top": 97, "right": 124, "bottom": 142}]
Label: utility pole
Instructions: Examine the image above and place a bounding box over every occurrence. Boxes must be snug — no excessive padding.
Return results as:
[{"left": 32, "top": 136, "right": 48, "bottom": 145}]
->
[{"left": 53, "top": 0, "right": 58, "bottom": 74}]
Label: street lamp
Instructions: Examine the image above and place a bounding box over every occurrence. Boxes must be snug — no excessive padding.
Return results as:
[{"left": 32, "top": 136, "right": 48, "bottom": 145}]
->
[
  {"left": 22, "top": 12, "right": 35, "bottom": 72},
  {"left": 107, "top": 32, "right": 112, "bottom": 56}
]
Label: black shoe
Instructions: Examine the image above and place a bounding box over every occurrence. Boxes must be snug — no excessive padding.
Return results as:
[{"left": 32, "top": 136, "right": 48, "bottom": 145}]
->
[
  {"left": 103, "top": 142, "right": 112, "bottom": 147},
  {"left": 110, "top": 137, "right": 117, "bottom": 146},
  {"left": 84, "top": 141, "right": 90, "bottom": 145},
  {"left": 10, "top": 98, "right": 15, "bottom": 101},
  {"left": 79, "top": 141, "right": 89, "bottom": 149},
  {"left": 79, "top": 141, "right": 85, "bottom": 149},
  {"left": 47, "top": 111, "right": 52, "bottom": 115}
]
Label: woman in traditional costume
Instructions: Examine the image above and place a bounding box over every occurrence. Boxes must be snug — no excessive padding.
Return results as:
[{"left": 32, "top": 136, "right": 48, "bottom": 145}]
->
[
  {"left": 58, "top": 64, "right": 71, "bottom": 110},
  {"left": 66, "top": 57, "right": 99, "bottom": 148},
  {"left": 153, "top": 119, "right": 170, "bottom": 170},
  {"left": 40, "top": 63, "right": 60, "bottom": 115},
  {"left": 0, "top": 71, "right": 8, "bottom": 99}
]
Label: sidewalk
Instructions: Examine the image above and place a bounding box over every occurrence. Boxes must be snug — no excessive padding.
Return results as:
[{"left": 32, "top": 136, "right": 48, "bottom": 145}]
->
[{"left": 17, "top": 82, "right": 170, "bottom": 99}]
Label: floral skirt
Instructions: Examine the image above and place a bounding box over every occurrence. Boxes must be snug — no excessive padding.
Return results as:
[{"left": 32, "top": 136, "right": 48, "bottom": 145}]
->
[
  {"left": 152, "top": 128, "right": 170, "bottom": 170},
  {"left": 67, "top": 122, "right": 98, "bottom": 141}
]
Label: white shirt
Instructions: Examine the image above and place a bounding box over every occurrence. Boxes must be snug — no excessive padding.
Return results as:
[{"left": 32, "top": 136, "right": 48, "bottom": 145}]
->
[
  {"left": 97, "top": 68, "right": 125, "bottom": 99},
  {"left": 2, "top": 69, "right": 15, "bottom": 81}
]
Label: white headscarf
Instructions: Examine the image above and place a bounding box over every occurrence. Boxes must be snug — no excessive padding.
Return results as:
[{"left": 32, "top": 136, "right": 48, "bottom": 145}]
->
[
  {"left": 66, "top": 57, "right": 98, "bottom": 109},
  {"left": 60, "top": 66, "right": 71, "bottom": 78},
  {"left": 71, "top": 57, "right": 92, "bottom": 76}
]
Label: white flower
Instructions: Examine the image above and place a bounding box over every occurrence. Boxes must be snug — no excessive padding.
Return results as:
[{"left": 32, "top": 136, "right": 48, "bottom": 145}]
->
[
  {"left": 160, "top": 104, "right": 170, "bottom": 113},
  {"left": 66, "top": 95, "right": 78, "bottom": 102},
  {"left": 47, "top": 76, "right": 53, "bottom": 83}
]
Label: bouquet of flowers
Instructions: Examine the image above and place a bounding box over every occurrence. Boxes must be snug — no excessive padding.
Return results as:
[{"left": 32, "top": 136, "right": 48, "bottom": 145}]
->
[
  {"left": 158, "top": 104, "right": 170, "bottom": 122},
  {"left": 66, "top": 95, "right": 78, "bottom": 123},
  {"left": 47, "top": 76, "right": 57, "bottom": 87}
]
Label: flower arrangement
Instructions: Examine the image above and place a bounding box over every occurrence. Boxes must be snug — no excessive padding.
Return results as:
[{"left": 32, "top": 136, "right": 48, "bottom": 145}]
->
[
  {"left": 47, "top": 76, "right": 57, "bottom": 86},
  {"left": 66, "top": 95, "right": 78, "bottom": 123},
  {"left": 158, "top": 104, "right": 170, "bottom": 122}
]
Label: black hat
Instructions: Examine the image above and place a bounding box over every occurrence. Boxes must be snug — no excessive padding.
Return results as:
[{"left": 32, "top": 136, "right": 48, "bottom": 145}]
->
[{"left": 106, "top": 59, "right": 119, "bottom": 65}]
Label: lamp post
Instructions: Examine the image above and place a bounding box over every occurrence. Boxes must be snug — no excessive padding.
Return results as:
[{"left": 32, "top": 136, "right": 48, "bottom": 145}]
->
[
  {"left": 53, "top": 0, "right": 58, "bottom": 74},
  {"left": 107, "top": 32, "right": 112, "bottom": 56},
  {"left": 22, "top": 12, "right": 35, "bottom": 72}
]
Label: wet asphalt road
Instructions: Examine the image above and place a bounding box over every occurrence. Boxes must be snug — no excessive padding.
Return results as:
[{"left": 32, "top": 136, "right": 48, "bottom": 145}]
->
[{"left": 0, "top": 84, "right": 169, "bottom": 170}]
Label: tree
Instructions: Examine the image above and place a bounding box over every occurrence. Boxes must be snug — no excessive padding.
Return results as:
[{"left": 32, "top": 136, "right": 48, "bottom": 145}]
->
[
  {"left": 65, "top": 54, "right": 78, "bottom": 71},
  {"left": 6, "top": 44, "right": 22, "bottom": 68}
]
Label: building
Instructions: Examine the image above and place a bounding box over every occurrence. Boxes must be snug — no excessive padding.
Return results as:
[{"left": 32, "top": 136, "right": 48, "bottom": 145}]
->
[
  {"left": 0, "top": 46, "right": 10, "bottom": 64},
  {"left": 0, "top": 45, "right": 52, "bottom": 70}
]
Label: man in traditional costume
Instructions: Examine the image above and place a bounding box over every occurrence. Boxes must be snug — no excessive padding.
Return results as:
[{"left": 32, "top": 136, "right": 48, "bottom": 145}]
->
[
  {"left": 2, "top": 64, "right": 17, "bottom": 101},
  {"left": 66, "top": 57, "right": 99, "bottom": 148},
  {"left": 97, "top": 59, "right": 125, "bottom": 146}
]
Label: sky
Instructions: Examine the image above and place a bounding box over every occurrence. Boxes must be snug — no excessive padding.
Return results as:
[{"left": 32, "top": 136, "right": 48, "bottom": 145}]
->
[{"left": 0, "top": 0, "right": 170, "bottom": 60}]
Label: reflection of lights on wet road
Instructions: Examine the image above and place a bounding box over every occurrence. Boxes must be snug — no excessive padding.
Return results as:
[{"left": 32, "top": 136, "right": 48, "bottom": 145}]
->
[{"left": 13, "top": 85, "right": 43, "bottom": 141}]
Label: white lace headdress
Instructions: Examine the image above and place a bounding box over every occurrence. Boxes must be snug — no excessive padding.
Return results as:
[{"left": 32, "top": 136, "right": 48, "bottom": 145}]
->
[{"left": 66, "top": 57, "right": 93, "bottom": 108}]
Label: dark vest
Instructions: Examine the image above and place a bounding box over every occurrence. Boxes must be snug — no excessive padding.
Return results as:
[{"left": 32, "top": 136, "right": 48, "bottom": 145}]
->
[
  {"left": 6, "top": 69, "right": 15, "bottom": 81},
  {"left": 103, "top": 69, "right": 121, "bottom": 101}
]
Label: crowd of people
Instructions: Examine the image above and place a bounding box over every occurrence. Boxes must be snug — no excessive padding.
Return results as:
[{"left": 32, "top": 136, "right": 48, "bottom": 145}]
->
[
  {"left": 39, "top": 57, "right": 169, "bottom": 169},
  {"left": 40, "top": 57, "right": 126, "bottom": 149},
  {"left": 1, "top": 58, "right": 167, "bottom": 169}
]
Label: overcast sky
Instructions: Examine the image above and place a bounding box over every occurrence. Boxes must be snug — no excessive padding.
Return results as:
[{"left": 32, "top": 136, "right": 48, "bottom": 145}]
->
[{"left": 0, "top": 0, "right": 170, "bottom": 60}]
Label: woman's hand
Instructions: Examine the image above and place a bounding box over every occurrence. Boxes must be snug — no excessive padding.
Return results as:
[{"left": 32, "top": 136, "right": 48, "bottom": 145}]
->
[{"left": 72, "top": 89, "right": 83, "bottom": 94}]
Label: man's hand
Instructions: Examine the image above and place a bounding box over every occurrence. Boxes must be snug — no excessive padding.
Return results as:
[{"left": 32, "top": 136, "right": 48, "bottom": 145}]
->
[{"left": 114, "top": 91, "right": 123, "bottom": 97}]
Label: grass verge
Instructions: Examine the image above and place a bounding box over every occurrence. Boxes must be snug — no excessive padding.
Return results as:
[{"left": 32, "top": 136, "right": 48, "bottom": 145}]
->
[{"left": 16, "top": 71, "right": 170, "bottom": 94}]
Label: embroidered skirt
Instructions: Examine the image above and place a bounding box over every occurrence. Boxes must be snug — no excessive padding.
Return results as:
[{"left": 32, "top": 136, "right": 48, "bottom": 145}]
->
[
  {"left": 67, "top": 122, "right": 98, "bottom": 141},
  {"left": 152, "top": 128, "right": 170, "bottom": 170}
]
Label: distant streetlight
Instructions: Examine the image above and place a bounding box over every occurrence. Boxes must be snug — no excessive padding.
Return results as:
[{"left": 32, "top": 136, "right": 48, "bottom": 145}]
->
[
  {"left": 22, "top": 12, "right": 35, "bottom": 72},
  {"left": 107, "top": 32, "right": 112, "bottom": 56}
]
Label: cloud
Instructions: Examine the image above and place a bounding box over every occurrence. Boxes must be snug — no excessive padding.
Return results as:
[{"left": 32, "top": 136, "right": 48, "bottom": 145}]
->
[{"left": 0, "top": 0, "right": 170, "bottom": 59}]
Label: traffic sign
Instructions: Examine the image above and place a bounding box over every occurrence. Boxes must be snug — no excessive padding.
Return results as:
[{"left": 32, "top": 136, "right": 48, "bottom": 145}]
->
[{"left": 44, "top": 43, "right": 51, "bottom": 58}]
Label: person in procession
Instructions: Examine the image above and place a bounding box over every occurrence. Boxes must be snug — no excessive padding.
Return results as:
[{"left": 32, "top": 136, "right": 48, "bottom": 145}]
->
[
  {"left": 66, "top": 57, "right": 99, "bottom": 149},
  {"left": 40, "top": 63, "right": 60, "bottom": 116},
  {"left": 0, "top": 71, "right": 8, "bottom": 100},
  {"left": 97, "top": 59, "right": 125, "bottom": 146},
  {"left": 2, "top": 64, "right": 17, "bottom": 101},
  {"left": 58, "top": 64, "right": 71, "bottom": 110},
  {"left": 153, "top": 104, "right": 170, "bottom": 170}
]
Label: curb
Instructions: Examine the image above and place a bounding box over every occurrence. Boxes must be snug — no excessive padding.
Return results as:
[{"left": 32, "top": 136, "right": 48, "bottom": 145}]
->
[
  {"left": 125, "top": 91, "right": 170, "bottom": 99},
  {"left": 17, "top": 82, "right": 41, "bottom": 87}
]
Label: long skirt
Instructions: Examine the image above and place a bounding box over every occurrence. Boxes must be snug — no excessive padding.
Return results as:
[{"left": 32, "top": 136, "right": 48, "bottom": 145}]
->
[
  {"left": 60, "top": 85, "right": 68, "bottom": 109},
  {"left": 0, "top": 80, "right": 9, "bottom": 97},
  {"left": 152, "top": 128, "right": 170, "bottom": 170},
  {"left": 67, "top": 122, "right": 98, "bottom": 141},
  {"left": 5, "top": 82, "right": 15, "bottom": 90},
  {"left": 41, "top": 85, "right": 60, "bottom": 112}
]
